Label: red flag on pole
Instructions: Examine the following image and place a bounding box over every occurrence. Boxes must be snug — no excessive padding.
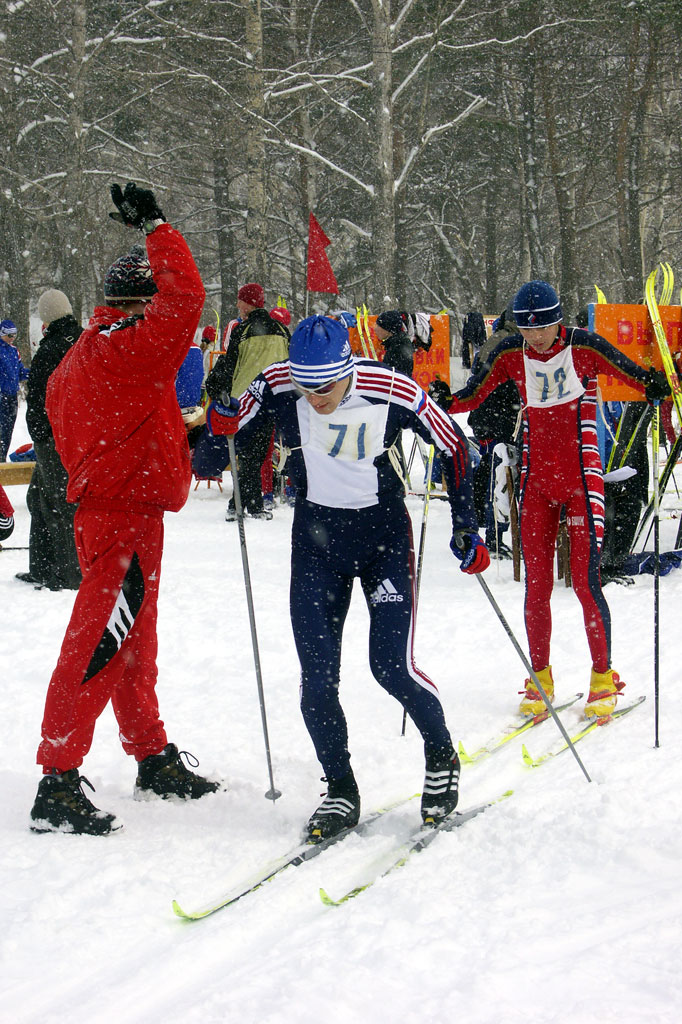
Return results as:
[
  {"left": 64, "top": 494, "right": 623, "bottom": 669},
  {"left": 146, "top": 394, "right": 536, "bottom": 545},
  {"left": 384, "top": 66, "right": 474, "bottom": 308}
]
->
[{"left": 306, "top": 213, "right": 339, "bottom": 294}]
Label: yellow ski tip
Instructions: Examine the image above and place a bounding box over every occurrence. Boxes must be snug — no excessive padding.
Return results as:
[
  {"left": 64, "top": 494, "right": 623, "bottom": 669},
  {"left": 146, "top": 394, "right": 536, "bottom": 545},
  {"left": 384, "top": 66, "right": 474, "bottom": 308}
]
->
[
  {"left": 521, "top": 743, "right": 536, "bottom": 768},
  {"left": 457, "top": 740, "right": 475, "bottom": 765}
]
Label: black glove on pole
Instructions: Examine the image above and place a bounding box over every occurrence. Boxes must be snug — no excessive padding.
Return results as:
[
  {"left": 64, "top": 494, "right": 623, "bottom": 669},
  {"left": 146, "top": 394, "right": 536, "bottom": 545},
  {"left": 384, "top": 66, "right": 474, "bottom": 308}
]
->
[{"left": 645, "top": 368, "right": 671, "bottom": 404}]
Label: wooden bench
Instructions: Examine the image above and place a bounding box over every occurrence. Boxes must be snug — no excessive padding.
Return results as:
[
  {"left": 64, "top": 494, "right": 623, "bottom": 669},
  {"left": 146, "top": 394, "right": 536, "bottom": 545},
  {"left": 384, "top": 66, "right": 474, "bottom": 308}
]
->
[{"left": 0, "top": 461, "right": 35, "bottom": 485}]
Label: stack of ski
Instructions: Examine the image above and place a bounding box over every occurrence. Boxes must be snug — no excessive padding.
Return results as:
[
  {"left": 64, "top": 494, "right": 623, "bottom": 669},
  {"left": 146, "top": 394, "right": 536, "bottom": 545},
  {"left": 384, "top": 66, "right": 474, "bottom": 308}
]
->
[{"left": 645, "top": 264, "right": 682, "bottom": 426}]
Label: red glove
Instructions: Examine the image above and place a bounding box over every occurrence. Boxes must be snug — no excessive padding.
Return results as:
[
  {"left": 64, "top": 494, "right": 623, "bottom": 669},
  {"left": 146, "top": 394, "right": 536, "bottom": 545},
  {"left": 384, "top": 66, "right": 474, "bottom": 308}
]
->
[
  {"left": 450, "top": 532, "right": 490, "bottom": 574},
  {"left": 206, "top": 396, "right": 240, "bottom": 436}
]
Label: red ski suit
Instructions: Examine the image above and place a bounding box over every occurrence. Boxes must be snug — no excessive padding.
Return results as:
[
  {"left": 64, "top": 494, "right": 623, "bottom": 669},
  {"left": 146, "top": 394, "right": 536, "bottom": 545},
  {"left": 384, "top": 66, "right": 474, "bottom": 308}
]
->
[
  {"left": 450, "top": 326, "right": 651, "bottom": 674},
  {"left": 37, "top": 224, "right": 205, "bottom": 772}
]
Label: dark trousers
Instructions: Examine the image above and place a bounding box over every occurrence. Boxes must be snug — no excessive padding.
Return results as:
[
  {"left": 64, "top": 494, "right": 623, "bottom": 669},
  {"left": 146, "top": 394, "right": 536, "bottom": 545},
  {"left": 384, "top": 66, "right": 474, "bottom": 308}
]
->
[
  {"left": 26, "top": 438, "right": 81, "bottom": 589},
  {"left": 0, "top": 394, "right": 18, "bottom": 461},
  {"left": 229, "top": 421, "right": 273, "bottom": 513},
  {"left": 290, "top": 500, "right": 452, "bottom": 779}
]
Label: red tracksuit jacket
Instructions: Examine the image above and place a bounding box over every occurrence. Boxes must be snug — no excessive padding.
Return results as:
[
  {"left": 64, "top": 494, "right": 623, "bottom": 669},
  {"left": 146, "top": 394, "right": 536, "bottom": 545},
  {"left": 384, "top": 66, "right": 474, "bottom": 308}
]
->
[{"left": 46, "top": 224, "right": 205, "bottom": 513}]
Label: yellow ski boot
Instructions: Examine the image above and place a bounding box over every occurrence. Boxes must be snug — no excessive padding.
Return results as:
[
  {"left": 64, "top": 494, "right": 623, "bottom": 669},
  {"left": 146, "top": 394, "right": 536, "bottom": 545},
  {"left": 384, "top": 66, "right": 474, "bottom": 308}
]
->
[
  {"left": 585, "top": 668, "right": 625, "bottom": 719},
  {"left": 519, "top": 666, "right": 554, "bottom": 717}
]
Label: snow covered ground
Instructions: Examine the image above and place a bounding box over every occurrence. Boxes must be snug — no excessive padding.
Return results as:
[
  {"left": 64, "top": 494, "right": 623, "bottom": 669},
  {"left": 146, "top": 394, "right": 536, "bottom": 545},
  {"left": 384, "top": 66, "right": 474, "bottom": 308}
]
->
[{"left": 2, "top": 402, "right": 682, "bottom": 1024}]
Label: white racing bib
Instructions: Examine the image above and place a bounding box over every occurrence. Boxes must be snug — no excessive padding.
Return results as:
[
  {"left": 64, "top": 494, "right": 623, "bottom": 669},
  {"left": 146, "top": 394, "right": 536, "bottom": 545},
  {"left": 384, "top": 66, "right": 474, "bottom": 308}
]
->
[
  {"left": 298, "top": 394, "right": 390, "bottom": 508},
  {"left": 524, "top": 343, "right": 585, "bottom": 408}
]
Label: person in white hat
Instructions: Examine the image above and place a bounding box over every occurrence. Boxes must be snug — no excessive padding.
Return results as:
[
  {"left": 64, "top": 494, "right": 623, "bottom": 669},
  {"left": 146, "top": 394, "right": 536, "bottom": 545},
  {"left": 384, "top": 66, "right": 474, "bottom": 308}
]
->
[{"left": 16, "top": 290, "right": 83, "bottom": 590}]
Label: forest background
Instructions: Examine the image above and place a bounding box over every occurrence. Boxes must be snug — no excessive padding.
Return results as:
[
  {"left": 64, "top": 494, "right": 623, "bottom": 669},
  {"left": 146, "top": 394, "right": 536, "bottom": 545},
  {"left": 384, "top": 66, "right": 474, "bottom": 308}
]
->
[{"left": 2, "top": 0, "right": 682, "bottom": 364}]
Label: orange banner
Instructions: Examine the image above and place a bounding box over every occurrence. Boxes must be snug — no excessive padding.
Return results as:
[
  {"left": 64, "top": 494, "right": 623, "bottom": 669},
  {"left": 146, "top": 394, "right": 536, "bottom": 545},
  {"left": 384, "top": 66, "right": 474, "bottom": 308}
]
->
[
  {"left": 594, "top": 303, "right": 682, "bottom": 401},
  {"left": 349, "top": 314, "right": 451, "bottom": 389}
]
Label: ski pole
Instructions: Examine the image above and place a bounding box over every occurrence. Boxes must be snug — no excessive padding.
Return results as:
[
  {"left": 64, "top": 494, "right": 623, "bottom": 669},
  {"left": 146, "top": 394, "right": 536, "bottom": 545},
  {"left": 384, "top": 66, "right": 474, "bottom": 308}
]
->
[
  {"left": 652, "top": 402, "right": 661, "bottom": 747},
  {"left": 405, "top": 435, "right": 420, "bottom": 481},
  {"left": 227, "top": 436, "right": 282, "bottom": 801},
  {"left": 402, "top": 445, "right": 435, "bottom": 737},
  {"left": 473, "top": 574, "right": 592, "bottom": 783}
]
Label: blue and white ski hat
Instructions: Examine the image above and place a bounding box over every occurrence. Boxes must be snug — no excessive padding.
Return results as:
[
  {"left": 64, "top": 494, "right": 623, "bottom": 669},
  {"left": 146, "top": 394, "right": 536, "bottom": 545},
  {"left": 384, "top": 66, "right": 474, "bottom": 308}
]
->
[
  {"left": 0, "top": 319, "right": 17, "bottom": 336},
  {"left": 513, "top": 281, "right": 563, "bottom": 328},
  {"left": 289, "top": 314, "right": 354, "bottom": 388}
]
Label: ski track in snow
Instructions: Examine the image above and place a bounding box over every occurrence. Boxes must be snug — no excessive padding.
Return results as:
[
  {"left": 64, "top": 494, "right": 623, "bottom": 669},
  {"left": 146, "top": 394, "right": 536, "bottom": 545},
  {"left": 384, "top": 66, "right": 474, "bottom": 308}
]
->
[{"left": 2, "top": 403, "right": 682, "bottom": 1023}]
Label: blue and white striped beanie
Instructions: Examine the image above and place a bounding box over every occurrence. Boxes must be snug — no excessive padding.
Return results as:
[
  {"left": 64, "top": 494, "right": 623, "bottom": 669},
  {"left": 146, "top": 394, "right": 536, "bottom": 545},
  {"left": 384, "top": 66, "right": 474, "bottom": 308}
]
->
[
  {"left": 513, "top": 281, "right": 562, "bottom": 328},
  {"left": 289, "top": 315, "right": 354, "bottom": 388}
]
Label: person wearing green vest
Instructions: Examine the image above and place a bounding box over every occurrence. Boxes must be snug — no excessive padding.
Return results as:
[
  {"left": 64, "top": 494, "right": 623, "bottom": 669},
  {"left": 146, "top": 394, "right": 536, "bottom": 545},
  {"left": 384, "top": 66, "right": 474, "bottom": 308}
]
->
[{"left": 205, "top": 283, "right": 290, "bottom": 520}]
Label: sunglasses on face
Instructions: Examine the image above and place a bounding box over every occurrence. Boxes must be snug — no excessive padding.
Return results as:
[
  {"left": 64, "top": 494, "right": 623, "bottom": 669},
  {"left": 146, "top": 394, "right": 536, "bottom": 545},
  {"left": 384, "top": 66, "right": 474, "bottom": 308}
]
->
[{"left": 292, "top": 377, "right": 342, "bottom": 397}]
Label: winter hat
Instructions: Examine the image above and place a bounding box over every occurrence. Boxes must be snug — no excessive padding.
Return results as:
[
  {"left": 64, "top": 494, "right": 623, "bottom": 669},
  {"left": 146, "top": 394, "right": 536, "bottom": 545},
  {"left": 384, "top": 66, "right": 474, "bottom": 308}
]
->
[
  {"left": 513, "top": 281, "right": 562, "bottom": 328},
  {"left": 329, "top": 310, "right": 357, "bottom": 329},
  {"left": 376, "top": 310, "right": 406, "bottom": 334},
  {"left": 289, "top": 315, "right": 354, "bottom": 388},
  {"left": 0, "top": 319, "right": 17, "bottom": 337},
  {"left": 201, "top": 325, "right": 217, "bottom": 344},
  {"left": 37, "top": 289, "right": 73, "bottom": 326},
  {"left": 103, "top": 245, "right": 157, "bottom": 303},
  {"left": 237, "top": 282, "right": 265, "bottom": 308},
  {"left": 269, "top": 307, "right": 292, "bottom": 326}
]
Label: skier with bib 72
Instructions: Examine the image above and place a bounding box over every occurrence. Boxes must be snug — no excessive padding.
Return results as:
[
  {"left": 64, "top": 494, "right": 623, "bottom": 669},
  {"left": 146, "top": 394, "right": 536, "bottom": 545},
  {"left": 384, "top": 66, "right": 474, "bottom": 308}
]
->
[{"left": 446, "top": 281, "right": 669, "bottom": 720}]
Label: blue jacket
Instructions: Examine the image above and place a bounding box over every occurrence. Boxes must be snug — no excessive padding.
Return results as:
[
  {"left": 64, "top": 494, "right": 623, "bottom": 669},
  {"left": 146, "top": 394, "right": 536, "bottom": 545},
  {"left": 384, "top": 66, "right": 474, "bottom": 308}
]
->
[
  {"left": 0, "top": 337, "right": 29, "bottom": 396},
  {"left": 175, "top": 344, "right": 204, "bottom": 408}
]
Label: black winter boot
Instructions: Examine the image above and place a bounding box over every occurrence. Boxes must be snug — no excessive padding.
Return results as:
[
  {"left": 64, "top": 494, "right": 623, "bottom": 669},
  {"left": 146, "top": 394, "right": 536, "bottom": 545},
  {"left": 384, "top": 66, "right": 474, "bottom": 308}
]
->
[
  {"left": 305, "top": 771, "right": 361, "bottom": 842},
  {"left": 421, "top": 748, "right": 460, "bottom": 825},
  {"left": 134, "top": 743, "right": 220, "bottom": 800},
  {"left": 30, "top": 770, "right": 121, "bottom": 835}
]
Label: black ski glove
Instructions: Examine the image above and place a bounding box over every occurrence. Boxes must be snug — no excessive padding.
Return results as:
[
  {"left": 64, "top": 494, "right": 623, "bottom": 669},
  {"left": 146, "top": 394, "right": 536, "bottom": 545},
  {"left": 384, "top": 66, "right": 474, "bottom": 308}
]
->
[
  {"left": 109, "top": 182, "right": 165, "bottom": 233},
  {"left": 428, "top": 378, "right": 453, "bottom": 411},
  {"left": 644, "top": 368, "right": 671, "bottom": 404}
]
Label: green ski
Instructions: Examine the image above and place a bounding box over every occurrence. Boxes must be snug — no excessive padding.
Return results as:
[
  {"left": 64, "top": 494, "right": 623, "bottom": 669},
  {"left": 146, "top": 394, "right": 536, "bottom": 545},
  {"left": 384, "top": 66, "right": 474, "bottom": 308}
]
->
[{"left": 522, "top": 696, "right": 646, "bottom": 768}]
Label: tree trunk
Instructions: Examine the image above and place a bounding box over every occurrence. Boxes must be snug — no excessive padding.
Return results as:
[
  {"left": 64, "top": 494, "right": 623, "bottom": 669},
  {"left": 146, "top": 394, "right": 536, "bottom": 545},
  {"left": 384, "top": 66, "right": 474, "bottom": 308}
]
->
[
  {"left": 371, "top": 0, "right": 396, "bottom": 308},
  {"left": 214, "top": 149, "right": 238, "bottom": 328},
  {"left": 537, "top": 55, "right": 579, "bottom": 318},
  {"left": 244, "top": 0, "right": 267, "bottom": 283},
  {"left": 519, "top": 58, "right": 546, "bottom": 279},
  {"left": 62, "top": 1, "right": 87, "bottom": 322}
]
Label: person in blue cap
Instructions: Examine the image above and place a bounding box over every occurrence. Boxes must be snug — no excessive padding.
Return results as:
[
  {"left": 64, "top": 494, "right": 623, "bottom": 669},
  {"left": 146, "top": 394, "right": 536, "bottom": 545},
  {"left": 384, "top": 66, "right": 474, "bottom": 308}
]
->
[
  {"left": 447, "top": 280, "right": 670, "bottom": 721},
  {"left": 0, "top": 319, "right": 29, "bottom": 461},
  {"left": 195, "top": 314, "right": 488, "bottom": 840}
]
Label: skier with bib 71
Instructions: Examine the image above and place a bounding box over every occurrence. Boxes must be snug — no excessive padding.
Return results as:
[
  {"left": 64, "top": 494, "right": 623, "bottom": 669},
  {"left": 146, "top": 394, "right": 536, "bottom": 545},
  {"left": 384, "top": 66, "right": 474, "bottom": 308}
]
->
[
  {"left": 194, "top": 314, "right": 489, "bottom": 840},
  {"left": 445, "top": 281, "right": 669, "bottom": 721}
]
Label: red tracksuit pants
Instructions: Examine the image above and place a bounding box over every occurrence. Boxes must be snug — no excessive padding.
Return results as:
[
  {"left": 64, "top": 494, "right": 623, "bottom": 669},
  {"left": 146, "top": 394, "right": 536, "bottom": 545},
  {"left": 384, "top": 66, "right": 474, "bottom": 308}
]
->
[
  {"left": 520, "top": 472, "right": 610, "bottom": 675},
  {"left": 36, "top": 507, "right": 168, "bottom": 773}
]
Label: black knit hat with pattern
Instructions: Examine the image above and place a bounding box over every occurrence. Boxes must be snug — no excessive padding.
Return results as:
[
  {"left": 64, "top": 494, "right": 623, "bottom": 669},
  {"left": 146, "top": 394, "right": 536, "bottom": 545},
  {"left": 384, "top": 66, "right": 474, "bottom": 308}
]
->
[{"left": 103, "top": 245, "right": 157, "bottom": 302}]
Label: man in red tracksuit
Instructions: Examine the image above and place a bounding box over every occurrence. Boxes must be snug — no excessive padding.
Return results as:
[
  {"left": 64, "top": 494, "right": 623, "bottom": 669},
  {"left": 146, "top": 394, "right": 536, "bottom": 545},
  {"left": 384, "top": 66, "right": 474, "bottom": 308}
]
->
[
  {"left": 30, "top": 183, "right": 220, "bottom": 836},
  {"left": 448, "top": 281, "right": 669, "bottom": 722}
]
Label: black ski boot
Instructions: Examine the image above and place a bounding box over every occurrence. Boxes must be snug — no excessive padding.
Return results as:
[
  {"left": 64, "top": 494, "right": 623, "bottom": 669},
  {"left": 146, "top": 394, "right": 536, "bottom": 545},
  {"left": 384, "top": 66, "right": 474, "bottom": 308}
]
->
[
  {"left": 421, "top": 748, "right": 460, "bottom": 826},
  {"left": 30, "top": 770, "right": 121, "bottom": 835},
  {"left": 306, "top": 771, "right": 361, "bottom": 842},
  {"left": 134, "top": 743, "right": 220, "bottom": 800}
]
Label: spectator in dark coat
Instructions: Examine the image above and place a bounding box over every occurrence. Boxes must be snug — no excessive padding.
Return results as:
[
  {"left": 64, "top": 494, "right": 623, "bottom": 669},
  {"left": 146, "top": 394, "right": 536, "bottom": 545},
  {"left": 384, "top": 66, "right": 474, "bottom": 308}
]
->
[
  {"left": 17, "top": 291, "right": 83, "bottom": 590},
  {"left": 374, "top": 310, "right": 414, "bottom": 378},
  {"left": 205, "top": 283, "right": 289, "bottom": 520}
]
